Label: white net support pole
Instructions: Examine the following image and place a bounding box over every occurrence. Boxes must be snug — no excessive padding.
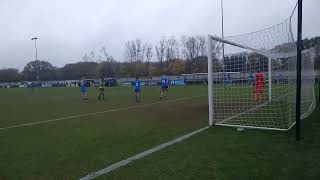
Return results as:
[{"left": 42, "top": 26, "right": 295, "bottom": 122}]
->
[
  {"left": 268, "top": 57, "right": 272, "bottom": 102},
  {"left": 207, "top": 35, "right": 214, "bottom": 126}
]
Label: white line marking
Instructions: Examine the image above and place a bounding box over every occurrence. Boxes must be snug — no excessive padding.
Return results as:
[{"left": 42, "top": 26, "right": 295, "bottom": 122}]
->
[
  {"left": 79, "top": 126, "right": 209, "bottom": 180},
  {"left": 0, "top": 95, "right": 205, "bottom": 131}
]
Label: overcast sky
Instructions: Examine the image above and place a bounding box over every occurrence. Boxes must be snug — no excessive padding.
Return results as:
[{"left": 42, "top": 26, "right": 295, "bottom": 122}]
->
[{"left": 0, "top": 0, "right": 319, "bottom": 69}]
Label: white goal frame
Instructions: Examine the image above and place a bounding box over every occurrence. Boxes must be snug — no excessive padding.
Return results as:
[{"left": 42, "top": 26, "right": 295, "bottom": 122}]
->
[{"left": 207, "top": 35, "right": 316, "bottom": 131}]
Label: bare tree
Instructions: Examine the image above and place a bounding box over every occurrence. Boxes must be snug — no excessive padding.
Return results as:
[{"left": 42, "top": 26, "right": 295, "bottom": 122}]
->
[
  {"left": 124, "top": 39, "right": 148, "bottom": 63},
  {"left": 135, "top": 39, "right": 147, "bottom": 62},
  {"left": 100, "top": 46, "right": 115, "bottom": 62},
  {"left": 181, "top": 35, "right": 208, "bottom": 60},
  {"left": 90, "top": 51, "right": 95, "bottom": 61},
  {"left": 182, "top": 35, "right": 221, "bottom": 73},
  {"left": 208, "top": 39, "right": 221, "bottom": 60},
  {"left": 100, "top": 46, "right": 109, "bottom": 59},
  {"left": 135, "top": 39, "right": 142, "bottom": 62},
  {"left": 97, "top": 55, "right": 102, "bottom": 62},
  {"left": 125, "top": 40, "right": 136, "bottom": 63},
  {"left": 207, "top": 38, "right": 222, "bottom": 72},
  {"left": 181, "top": 36, "right": 198, "bottom": 60},
  {"left": 197, "top": 35, "right": 207, "bottom": 56},
  {"left": 156, "top": 38, "right": 166, "bottom": 63},
  {"left": 82, "top": 53, "right": 89, "bottom": 62},
  {"left": 166, "top": 36, "right": 179, "bottom": 60},
  {"left": 145, "top": 43, "right": 153, "bottom": 63},
  {"left": 124, "top": 39, "right": 149, "bottom": 76},
  {"left": 145, "top": 43, "right": 153, "bottom": 77}
]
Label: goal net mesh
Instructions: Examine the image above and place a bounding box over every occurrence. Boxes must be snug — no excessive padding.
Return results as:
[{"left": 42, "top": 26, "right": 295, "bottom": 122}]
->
[{"left": 208, "top": 16, "right": 316, "bottom": 130}]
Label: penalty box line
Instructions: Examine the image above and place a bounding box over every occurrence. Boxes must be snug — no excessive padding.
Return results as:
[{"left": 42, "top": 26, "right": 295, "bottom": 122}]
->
[
  {"left": 79, "top": 126, "right": 209, "bottom": 180},
  {"left": 0, "top": 95, "right": 205, "bottom": 131}
]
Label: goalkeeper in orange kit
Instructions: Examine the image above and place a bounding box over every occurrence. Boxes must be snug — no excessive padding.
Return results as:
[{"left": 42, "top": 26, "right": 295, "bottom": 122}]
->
[{"left": 253, "top": 70, "right": 265, "bottom": 101}]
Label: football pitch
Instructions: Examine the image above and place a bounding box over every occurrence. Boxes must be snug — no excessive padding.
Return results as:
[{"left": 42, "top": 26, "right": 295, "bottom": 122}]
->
[{"left": 0, "top": 85, "right": 319, "bottom": 179}]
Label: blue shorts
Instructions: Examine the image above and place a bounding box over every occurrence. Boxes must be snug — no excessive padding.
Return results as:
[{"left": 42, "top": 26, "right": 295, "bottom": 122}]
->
[
  {"left": 134, "top": 88, "right": 140, "bottom": 93},
  {"left": 81, "top": 87, "right": 86, "bottom": 93},
  {"left": 162, "top": 86, "right": 168, "bottom": 89}
]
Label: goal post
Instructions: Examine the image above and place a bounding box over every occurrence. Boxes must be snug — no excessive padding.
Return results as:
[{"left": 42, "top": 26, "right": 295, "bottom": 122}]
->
[
  {"left": 207, "top": 35, "right": 214, "bottom": 126},
  {"left": 206, "top": 30, "right": 316, "bottom": 131},
  {"left": 268, "top": 57, "right": 272, "bottom": 102}
]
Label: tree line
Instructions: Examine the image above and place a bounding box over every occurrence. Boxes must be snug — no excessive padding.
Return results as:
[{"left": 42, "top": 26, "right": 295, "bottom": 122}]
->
[{"left": 0, "top": 36, "right": 319, "bottom": 82}]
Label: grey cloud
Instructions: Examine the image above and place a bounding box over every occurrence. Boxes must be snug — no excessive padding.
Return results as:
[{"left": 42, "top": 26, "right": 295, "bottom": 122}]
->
[{"left": 0, "top": 0, "right": 319, "bottom": 69}]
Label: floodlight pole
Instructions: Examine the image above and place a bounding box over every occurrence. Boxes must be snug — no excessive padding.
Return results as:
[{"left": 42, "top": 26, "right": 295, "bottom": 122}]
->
[
  {"left": 31, "top": 37, "right": 38, "bottom": 61},
  {"left": 31, "top": 37, "right": 39, "bottom": 81},
  {"left": 296, "top": 0, "right": 303, "bottom": 141}
]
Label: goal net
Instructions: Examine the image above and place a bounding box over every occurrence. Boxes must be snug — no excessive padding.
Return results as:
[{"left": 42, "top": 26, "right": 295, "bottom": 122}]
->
[{"left": 207, "top": 16, "right": 316, "bottom": 130}]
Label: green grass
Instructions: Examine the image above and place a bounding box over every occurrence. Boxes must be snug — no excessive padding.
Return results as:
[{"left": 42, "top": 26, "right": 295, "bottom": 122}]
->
[
  {"left": 104, "top": 109, "right": 320, "bottom": 180},
  {"left": 104, "top": 86, "right": 320, "bottom": 180},
  {"left": 0, "top": 85, "right": 319, "bottom": 179},
  {"left": 0, "top": 86, "right": 208, "bottom": 179},
  {"left": 0, "top": 86, "right": 207, "bottom": 127}
]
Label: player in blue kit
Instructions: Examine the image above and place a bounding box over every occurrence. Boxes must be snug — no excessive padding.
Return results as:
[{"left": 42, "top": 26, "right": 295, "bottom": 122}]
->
[
  {"left": 80, "top": 77, "right": 88, "bottom": 100},
  {"left": 133, "top": 77, "right": 141, "bottom": 103},
  {"left": 224, "top": 73, "right": 232, "bottom": 88},
  {"left": 248, "top": 73, "right": 254, "bottom": 87},
  {"left": 277, "top": 73, "right": 283, "bottom": 84},
  {"left": 160, "top": 75, "right": 169, "bottom": 100}
]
